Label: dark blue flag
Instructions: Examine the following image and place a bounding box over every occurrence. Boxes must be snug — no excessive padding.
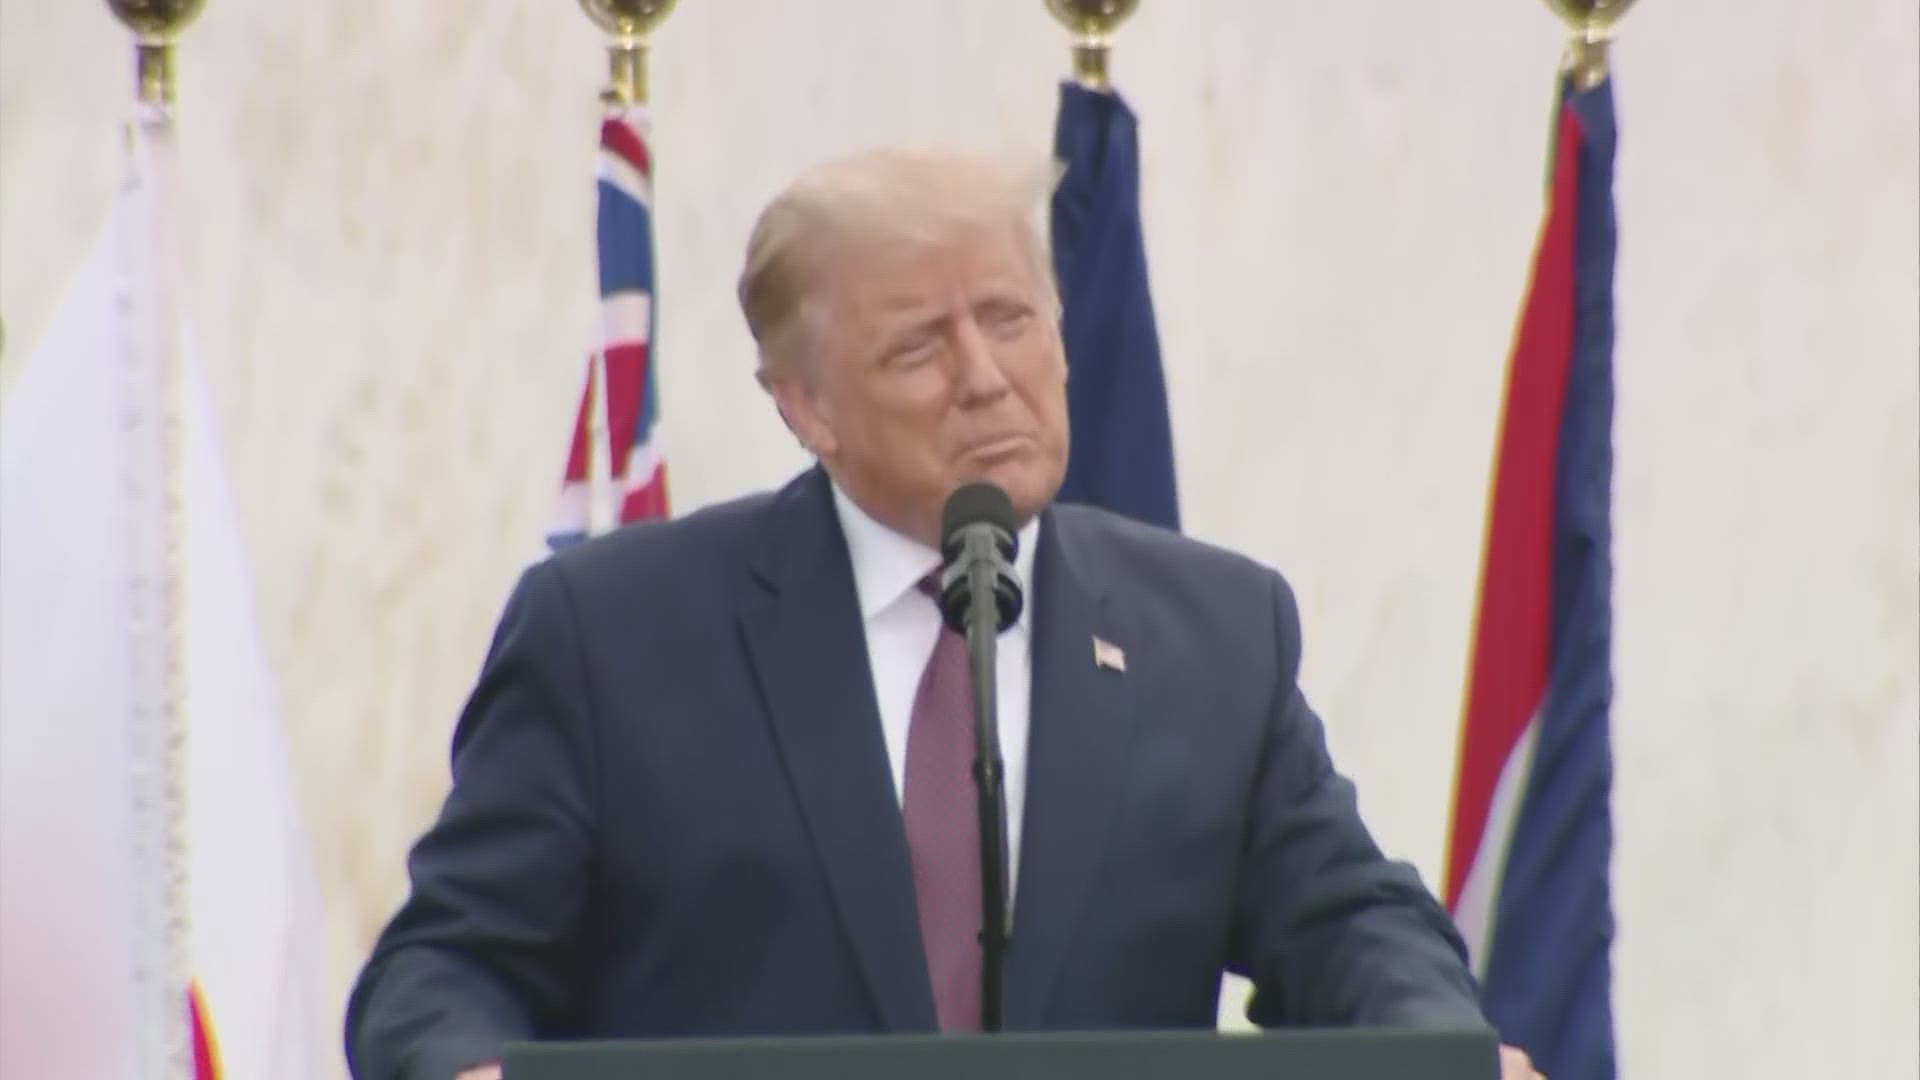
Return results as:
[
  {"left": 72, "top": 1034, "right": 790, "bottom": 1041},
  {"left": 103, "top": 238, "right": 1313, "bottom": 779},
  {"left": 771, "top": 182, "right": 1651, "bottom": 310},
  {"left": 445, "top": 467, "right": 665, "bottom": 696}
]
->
[{"left": 1050, "top": 82, "right": 1180, "bottom": 531}]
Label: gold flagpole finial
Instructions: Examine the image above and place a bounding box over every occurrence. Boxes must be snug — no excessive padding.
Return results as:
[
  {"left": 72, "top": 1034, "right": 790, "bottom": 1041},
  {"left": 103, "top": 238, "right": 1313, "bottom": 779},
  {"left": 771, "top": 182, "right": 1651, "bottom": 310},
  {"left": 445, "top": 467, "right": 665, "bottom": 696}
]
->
[
  {"left": 1543, "top": 0, "right": 1637, "bottom": 90},
  {"left": 578, "top": 0, "right": 679, "bottom": 107},
  {"left": 1045, "top": 0, "right": 1139, "bottom": 90},
  {"left": 106, "top": 0, "right": 207, "bottom": 107}
]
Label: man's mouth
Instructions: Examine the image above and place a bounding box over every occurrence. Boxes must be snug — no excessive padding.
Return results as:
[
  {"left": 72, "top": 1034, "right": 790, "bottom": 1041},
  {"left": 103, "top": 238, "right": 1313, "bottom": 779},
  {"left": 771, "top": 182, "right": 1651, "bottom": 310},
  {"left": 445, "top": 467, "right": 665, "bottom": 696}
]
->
[{"left": 959, "top": 434, "right": 1033, "bottom": 459}]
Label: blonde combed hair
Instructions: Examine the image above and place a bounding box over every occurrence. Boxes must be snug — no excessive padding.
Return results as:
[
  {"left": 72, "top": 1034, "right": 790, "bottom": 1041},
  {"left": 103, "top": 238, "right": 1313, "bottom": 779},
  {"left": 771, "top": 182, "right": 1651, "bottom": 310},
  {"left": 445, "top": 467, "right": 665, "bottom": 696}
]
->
[{"left": 738, "top": 147, "right": 1062, "bottom": 375}]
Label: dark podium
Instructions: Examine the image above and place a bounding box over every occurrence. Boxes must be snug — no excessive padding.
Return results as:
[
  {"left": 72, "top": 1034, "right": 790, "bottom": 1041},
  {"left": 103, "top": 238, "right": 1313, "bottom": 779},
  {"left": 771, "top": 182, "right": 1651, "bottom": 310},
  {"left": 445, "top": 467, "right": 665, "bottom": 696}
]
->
[{"left": 504, "top": 1027, "right": 1499, "bottom": 1080}]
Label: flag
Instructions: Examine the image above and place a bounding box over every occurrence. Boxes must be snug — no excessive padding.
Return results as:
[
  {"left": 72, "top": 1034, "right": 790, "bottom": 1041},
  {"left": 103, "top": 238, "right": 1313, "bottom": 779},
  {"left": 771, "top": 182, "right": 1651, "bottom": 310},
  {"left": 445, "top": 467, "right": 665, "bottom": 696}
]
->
[
  {"left": 549, "top": 104, "right": 669, "bottom": 550},
  {"left": 0, "top": 109, "right": 328, "bottom": 1080},
  {"left": 1050, "top": 81, "right": 1180, "bottom": 531},
  {"left": 1443, "top": 73, "right": 1620, "bottom": 1080}
]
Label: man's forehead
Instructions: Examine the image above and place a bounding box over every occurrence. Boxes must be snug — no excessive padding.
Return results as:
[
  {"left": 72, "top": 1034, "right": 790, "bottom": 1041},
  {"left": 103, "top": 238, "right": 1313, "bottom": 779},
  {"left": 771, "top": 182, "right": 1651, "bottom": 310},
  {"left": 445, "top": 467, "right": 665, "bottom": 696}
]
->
[{"left": 832, "top": 238, "right": 1039, "bottom": 309}]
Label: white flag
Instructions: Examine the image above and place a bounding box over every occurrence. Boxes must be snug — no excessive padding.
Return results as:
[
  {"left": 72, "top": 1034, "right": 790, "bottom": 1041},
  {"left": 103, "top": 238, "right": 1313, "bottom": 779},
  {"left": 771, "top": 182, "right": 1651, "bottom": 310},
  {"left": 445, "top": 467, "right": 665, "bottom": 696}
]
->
[{"left": 1, "top": 132, "right": 330, "bottom": 1080}]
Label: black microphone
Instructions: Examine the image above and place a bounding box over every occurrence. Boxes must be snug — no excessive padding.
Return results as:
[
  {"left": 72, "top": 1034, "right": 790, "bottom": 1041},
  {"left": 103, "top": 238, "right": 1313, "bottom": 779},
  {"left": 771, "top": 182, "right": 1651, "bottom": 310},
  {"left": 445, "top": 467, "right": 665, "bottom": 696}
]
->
[
  {"left": 937, "top": 483, "right": 1023, "bottom": 635},
  {"left": 936, "top": 481, "right": 1023, "bottom": 1034}
]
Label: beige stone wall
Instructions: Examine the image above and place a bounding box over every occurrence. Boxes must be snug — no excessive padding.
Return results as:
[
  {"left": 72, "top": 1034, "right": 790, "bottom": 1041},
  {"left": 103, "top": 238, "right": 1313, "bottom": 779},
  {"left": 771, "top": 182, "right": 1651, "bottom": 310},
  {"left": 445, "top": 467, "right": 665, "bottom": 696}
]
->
[{"left": 3, "top": 1, "right": 1915, "bottom": 1076}]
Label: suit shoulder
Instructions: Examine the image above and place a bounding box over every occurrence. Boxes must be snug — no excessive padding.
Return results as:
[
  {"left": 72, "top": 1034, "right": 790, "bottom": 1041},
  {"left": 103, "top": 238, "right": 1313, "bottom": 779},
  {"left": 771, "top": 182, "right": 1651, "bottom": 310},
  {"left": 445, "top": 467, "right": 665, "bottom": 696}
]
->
[
  {"left": 542, "top": 487, "right": 776, "bottom": 585},
  {"left": 1050, "top": 502, "right": 1292, "bottom": 594},
  {"left": 1049, "top": 503, "right": 1307, "bottom": 684}
]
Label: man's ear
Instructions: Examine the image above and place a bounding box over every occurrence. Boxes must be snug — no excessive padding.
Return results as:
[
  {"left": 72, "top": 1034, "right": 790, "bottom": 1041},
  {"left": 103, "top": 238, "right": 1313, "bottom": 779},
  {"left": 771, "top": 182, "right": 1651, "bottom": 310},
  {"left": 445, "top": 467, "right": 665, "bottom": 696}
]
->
[
  {"left": 754, "top": 368, "right": 790, "bottom": 433},
  {"left": 760, "top": 367, "right": 835, "bottom": 458}
]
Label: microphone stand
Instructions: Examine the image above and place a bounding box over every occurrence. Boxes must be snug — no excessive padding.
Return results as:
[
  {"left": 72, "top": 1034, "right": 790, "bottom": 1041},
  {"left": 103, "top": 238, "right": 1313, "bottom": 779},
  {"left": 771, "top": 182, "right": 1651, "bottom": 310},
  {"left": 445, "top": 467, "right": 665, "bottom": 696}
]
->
[{"left": 964, "top": 556, "right": 1011, "bottom": 1033}]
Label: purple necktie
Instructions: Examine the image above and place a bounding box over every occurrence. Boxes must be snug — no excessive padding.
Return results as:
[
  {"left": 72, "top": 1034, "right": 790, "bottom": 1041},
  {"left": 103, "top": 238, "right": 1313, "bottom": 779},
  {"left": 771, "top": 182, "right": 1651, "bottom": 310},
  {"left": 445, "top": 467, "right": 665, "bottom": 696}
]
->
[{"left": 902, "top": 579, "right": 981, "bottom": 1032}]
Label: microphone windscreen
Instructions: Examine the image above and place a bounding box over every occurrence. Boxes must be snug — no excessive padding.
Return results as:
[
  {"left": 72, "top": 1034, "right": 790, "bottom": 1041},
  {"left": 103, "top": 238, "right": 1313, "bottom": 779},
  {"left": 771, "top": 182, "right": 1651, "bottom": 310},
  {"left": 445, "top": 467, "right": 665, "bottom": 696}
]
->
[{"left": 940, "top": 482, "right": 1017, "bottom": 556}]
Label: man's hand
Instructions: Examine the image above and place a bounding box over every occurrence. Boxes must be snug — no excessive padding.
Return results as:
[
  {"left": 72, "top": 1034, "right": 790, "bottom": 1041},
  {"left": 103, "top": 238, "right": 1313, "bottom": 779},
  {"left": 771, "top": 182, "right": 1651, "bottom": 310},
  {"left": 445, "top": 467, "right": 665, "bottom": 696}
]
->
[
  {"left": 456, "top": 1065, "right": 501, "bottom": 1080},
  {"left": 1500, "top": 1044, "right": 1543, "bottom": 1079}
]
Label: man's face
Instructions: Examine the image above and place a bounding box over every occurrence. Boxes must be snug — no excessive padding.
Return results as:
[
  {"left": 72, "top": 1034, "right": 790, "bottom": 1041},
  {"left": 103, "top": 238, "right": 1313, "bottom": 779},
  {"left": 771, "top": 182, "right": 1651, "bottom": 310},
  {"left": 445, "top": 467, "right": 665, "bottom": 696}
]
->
[{"left": 768, "top": 224, "right": 1070, "bottom": 547}]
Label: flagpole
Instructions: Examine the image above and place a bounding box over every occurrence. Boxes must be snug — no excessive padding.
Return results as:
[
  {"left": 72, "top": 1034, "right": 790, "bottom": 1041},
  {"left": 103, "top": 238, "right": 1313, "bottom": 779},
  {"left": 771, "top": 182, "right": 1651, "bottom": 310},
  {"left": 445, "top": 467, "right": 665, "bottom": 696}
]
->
[
  {"left": 1044, "top": 0, "right": 1139, "bottom": 89},
  {"left": 577, "top": 0, "right": 675, "bottom": 535},
  {"left": 104, "top": 2, "right": 202, "bottom": 1078},
  {"left": 1544, "top": 0, "right": 1637, "bottom": 88}
]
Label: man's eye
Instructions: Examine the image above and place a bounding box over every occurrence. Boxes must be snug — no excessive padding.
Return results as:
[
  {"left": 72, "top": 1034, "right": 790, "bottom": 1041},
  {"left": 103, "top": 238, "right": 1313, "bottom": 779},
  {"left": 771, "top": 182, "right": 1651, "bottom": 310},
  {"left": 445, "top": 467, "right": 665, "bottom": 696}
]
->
[
  {"left": 983, "top": 305, "right": 1033, "bottom": 335},
  {"left": 886, "top": 335, "right": 938, "bottom": 365}
]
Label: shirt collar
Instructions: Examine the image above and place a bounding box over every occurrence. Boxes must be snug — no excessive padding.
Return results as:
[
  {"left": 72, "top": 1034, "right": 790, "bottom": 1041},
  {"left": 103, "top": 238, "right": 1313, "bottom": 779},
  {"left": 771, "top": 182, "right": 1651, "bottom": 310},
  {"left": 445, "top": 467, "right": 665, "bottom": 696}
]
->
[{"left": 831, "top": 481, "right": 1039, "bottom": 634}]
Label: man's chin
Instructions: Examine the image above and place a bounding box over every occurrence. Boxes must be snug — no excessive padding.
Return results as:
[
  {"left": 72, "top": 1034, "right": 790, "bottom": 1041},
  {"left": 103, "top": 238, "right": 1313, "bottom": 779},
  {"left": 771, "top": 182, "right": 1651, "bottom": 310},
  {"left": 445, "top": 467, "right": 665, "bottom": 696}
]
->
[{"left": 958, "top": 460, "right": 1059, "bottom": 525}]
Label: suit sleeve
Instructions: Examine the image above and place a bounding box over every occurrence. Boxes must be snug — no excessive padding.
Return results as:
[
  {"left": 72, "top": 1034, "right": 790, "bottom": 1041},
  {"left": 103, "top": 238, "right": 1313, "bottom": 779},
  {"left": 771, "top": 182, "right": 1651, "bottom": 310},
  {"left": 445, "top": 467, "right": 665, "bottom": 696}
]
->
[
  {"left": 344, "top": 560, "right": 599, "bottom": 1080},
  {"left": 1227, "top": 573, "right": 1489, "bottom": 1030}
]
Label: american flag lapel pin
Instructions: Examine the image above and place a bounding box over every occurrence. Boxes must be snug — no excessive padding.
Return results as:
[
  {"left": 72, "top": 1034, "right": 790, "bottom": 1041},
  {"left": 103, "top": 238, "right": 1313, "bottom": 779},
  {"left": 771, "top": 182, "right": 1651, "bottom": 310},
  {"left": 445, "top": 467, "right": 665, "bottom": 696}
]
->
[{"left": 1092, "top": 636, "right": 1126, "bottom": 673}]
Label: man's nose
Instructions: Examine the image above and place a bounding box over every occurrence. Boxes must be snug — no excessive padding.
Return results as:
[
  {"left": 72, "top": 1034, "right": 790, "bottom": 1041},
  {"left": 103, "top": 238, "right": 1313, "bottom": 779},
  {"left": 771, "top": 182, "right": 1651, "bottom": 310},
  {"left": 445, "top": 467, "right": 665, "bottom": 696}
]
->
[{"left": 951, "top": 316, "right": 1013, "bottom": 405}]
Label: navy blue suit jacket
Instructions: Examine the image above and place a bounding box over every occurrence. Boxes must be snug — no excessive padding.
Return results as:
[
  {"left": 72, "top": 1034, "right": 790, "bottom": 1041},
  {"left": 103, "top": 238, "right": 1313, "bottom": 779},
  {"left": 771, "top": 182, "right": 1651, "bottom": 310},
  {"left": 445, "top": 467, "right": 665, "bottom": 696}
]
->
[{"left": 345, "top": 468, "right": 1486, "bottom": 1079}]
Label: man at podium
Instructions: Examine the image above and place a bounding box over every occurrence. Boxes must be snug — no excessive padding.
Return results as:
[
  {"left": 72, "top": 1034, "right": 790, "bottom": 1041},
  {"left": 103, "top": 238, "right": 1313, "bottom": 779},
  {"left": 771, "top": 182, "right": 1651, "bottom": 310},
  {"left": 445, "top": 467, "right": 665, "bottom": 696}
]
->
[{"left": 345, "top": 149, "right": 1538, "bottom": 1080}]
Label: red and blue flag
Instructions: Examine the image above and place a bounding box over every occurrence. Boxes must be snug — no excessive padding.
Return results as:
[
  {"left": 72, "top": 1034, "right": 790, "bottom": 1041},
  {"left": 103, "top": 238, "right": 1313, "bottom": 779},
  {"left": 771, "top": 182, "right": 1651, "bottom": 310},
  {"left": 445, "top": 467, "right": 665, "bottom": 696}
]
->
[
  {"left": 1444, "top": 72, "right": 1620, "bottom": 1080},
  {"left": 551, "top": 106, "right": 668, "bottom": 549}
]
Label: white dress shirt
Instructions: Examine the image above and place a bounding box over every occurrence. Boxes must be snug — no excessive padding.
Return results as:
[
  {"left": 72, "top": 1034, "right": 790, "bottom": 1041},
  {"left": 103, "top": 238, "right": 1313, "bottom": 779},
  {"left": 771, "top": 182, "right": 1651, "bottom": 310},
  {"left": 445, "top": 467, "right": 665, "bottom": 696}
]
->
[{"left": 830, "top": 483, "right": 1037, "bottom": 893}]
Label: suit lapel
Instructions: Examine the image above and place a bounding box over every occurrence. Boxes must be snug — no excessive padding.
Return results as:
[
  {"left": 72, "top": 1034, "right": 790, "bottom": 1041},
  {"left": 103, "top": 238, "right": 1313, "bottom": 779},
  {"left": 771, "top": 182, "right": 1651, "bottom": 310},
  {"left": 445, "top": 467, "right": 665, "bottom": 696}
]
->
[
  {"left": 1005, "top": 509, "right": 1138, "bottom": 1026},
  {"left": 740, "top": 469, "right": 938, "bottom": 1032}
]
